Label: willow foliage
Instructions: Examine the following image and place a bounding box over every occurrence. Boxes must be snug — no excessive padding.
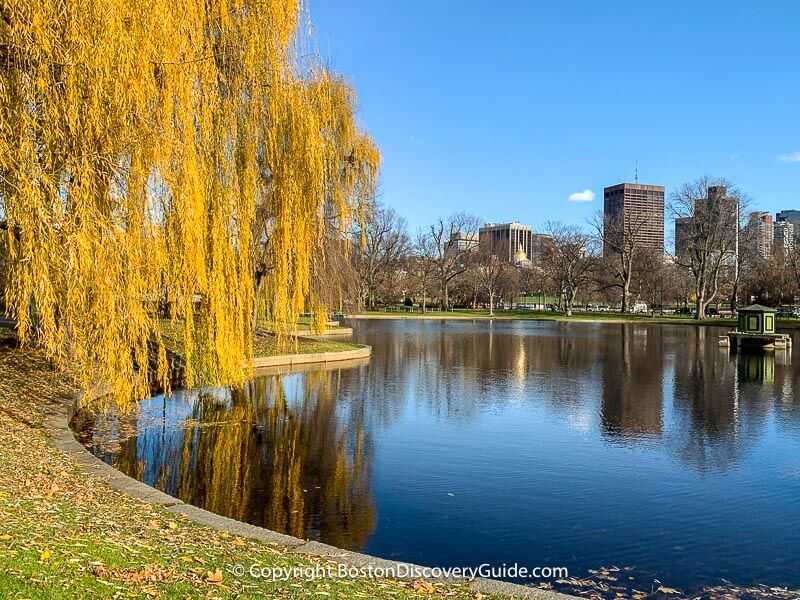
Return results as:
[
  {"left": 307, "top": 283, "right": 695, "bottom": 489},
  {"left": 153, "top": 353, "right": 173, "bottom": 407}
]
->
[{"left": 0, "top": 0, "right": 379, "bottom": 401}]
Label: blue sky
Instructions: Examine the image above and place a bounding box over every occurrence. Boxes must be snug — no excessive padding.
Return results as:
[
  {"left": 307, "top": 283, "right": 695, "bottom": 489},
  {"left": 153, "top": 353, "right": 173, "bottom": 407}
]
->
[{"left": 309, "top": 0, "right": 800, "bottom": 235}]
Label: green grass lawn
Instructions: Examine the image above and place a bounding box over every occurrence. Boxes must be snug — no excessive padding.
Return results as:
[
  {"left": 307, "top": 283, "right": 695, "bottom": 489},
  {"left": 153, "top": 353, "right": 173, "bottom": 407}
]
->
[
  {"left": 251, "top": 334, "right": 359, "bottom": 357},
  {"left": 356, "top": 307, "right": 744, "bottom": 327}
]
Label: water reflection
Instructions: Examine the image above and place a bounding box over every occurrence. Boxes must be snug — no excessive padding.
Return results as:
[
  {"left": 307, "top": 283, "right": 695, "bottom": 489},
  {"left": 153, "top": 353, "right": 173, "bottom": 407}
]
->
[
  {"left": 737, "top": 349, "right": 777, "bottom": 383},
  {"left": 77, "top": 368, "right": 375, "bottom": 549},
  {"left": 600, "top": 324, "right": 664, "bottom": 440},
  {"left": 74, "top": 320, "right": 800, "bottom": 594}
]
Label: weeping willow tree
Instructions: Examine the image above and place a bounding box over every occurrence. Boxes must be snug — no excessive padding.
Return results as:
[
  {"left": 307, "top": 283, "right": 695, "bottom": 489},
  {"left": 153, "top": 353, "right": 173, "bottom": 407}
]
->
[
  {"left": 254, "top": 71, "right": 380, "bottom": 335},
  {"left": 0, "top": 0, "right": 379, "bottom": 401}
]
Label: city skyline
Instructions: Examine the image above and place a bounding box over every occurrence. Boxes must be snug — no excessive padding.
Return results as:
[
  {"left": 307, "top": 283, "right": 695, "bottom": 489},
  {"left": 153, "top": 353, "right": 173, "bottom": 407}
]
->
[
  {"left": 470, "top": 187, "right": 800, "bottom": 258},
  {"left": 310, "top": 1, "right": 800, "bottom": 233}
]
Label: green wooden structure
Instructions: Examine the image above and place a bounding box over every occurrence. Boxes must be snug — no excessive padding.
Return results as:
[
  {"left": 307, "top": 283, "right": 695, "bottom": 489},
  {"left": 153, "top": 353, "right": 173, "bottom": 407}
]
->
[
  {"left": 721, "top": 304, "right": 791, "bottom": 350},
  {"left": 737, "top": 304, "right": 776, "bottom": 334}
]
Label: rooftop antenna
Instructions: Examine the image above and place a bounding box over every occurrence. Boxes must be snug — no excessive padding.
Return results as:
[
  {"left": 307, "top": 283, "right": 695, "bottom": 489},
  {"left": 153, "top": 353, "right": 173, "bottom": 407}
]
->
[{"left": 635, "top": 160, "right": 639, "bottom": 184}]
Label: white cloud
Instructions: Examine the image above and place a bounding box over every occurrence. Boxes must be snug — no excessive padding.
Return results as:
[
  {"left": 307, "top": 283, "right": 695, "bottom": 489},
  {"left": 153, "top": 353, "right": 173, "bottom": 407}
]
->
[
  {"left": 778, "top": 152, "right": 800, "bottom": 163},
  {"left": 568, "top": 189, "right": 595, "bottom": 202},
  {"left": 408, "top": 135, "right": 427, "bottom": 145}
]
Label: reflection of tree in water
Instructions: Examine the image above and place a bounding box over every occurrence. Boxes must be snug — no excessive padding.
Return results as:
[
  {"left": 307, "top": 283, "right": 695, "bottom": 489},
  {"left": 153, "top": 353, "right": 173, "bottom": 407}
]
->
[
  {"left": 103, "top": 369, "right": 375, "bottom": 550},
  {"left": 670, "top": 328, "right": 770, "bottom": 474}
]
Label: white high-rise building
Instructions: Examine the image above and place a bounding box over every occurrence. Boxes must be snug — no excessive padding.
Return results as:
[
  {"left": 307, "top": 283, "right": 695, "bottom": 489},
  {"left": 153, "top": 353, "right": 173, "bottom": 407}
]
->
[{"left": 774, "top": 220, "right": 795, "bottom": 259}]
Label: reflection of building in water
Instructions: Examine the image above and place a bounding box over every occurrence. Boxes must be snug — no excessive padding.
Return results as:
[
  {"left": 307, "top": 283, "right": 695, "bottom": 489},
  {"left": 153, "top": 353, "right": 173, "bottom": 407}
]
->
[
  {"left": 737, "top": 351, "right": 775, "bottom": 383},
  {"left": 600, "top": 324, "right": 664, "bottom": 441}
]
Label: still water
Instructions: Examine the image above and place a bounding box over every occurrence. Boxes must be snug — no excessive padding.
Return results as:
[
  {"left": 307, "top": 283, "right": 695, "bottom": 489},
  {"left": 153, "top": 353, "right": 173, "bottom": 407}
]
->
[{"left": 74, "top": 319, "right": 800, "bottom": 595}]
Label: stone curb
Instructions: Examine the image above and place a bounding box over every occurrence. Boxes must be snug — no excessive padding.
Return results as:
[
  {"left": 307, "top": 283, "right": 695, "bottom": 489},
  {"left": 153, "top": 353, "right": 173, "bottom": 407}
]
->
[
  {"left": 251, "top": 343, "right": 370, "bottom": 368},
  {"left": 43, "top": 357, "right": 575, "bottom": 600},
  {"left": 278, "top": 327, "right": 355, "bottom": 337}
]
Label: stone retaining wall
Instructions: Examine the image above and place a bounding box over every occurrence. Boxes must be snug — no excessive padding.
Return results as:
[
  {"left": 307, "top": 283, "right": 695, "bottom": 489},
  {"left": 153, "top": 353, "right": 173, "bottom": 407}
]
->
[{"left": 251, "top": 343, "right": 370, "bottom": 369}]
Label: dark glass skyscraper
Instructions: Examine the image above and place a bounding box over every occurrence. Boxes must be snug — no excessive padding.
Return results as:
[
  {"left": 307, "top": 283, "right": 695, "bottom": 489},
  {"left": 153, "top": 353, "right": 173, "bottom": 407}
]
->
[{"left": 603, "top": 183, "right": 665, "bottom": 256}]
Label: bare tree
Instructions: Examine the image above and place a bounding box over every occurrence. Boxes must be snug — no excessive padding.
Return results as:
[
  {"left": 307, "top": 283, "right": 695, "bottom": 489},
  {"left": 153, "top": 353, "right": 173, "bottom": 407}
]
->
[
  {"left": 352, "top": 204, "right": 410, "bottom": 310},
  {"left": 670, "top": 177, "right": 747, "bottom": 319},
  {"left": 453, "top": 266, "right": 483, "bottom": 309},
  {"left": 310, "top": 226, "right": 360, "bottom": 317},
  {"left": 407, "top": 230, "right": 438, "bottom": 313},
  {"left": 428, "top": 212, "right": 480, "bottom": 310},
  {"left": 787, "top": 241, "right": 800, "bottom": 300},
  {"left": 518, "top": 265, "right": 548, "bottom": 308},
  {"left": 540, "top": 222, "right": 597, "bottom": 316},
  {"left": 743, "top": 254, "right": 794, "bottom": 306},
  {"left": 634, "top": 249, "right": 670, "bottom": 312},
  {"left": 590, "top": 209, "right": 651, "bottom": 312},
  {"left": 475, "top": 238, "right": 512, "bottom": 315}
]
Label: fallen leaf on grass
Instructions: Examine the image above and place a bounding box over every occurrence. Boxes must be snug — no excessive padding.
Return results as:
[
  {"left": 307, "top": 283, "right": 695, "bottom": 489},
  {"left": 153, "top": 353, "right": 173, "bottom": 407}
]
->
[
  {"left": 206, "top": 569, "right": 223, "bottom": 583},
  {"left": 411, "top": 580, "right": 435, "bottom": 594}
]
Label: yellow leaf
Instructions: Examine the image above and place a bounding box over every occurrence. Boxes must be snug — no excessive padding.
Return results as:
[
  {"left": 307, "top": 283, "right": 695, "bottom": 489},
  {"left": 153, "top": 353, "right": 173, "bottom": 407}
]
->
[
  {"left": 657, "top": 587, "right": 680, "bottom": 595},
  {"left": 168, "top": 521, "right": 178, "bottom": 530},
  {"left": 206, "top": 569, "right": 223, "bottom": 583},
  {"left": 39, "top": 549, "right": 53, "bottom": 562},
  {"left": 411, "top": 580, "right": 435, "bottom": 594},
  {"left": 0, "top": 534, "right": 12, "bottom": 540}
]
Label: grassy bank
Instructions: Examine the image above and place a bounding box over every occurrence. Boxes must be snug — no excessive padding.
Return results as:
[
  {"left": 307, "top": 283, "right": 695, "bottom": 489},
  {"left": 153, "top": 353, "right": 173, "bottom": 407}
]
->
[
  {"left": 0, "top": 335, "right": 488, "bottom": 599},
  {"left": 156, "top": 320, "right": 360, "bottom": 360},
  {"left": 251, "top": 333, "right": 358, "bottom": 357}
]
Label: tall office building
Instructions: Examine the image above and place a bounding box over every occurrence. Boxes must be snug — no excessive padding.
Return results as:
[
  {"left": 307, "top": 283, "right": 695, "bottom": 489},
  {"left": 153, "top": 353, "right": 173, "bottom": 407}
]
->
[
  {"left": 774, "top": 220, "right": 795, "bottom": 259},
  {"left": 478, "top": 222, "right": 533, "bottom": 262},
  {"left": 603, "top": 183, "right": 665, "bottom": 256},
  {"left": 674, "top": 217, "right": 694, "bottom": 258},
  {"left": 702, "top": 186, "right": 739, "bottom": 238}
]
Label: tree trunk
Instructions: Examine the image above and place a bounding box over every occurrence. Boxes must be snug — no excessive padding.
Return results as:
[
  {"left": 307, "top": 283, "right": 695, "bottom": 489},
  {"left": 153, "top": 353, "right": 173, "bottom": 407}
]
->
[
  {"left": 566, "top": 289, "right": 576, "bottom": 317},
  {"left": 621, "top": 277, "right": 630, "bottom": 313},
  {"left": 488, "top": 290, "right": 494, "bottom": 316},
  {"left": 730, "top": 279, "right": 739, "bottom": 314},
  {"left": 695, "top": 292, "right": 705, "bottom": 320},
  {"left": 252, "top": 273, "right": 266, "bottom": 331}
]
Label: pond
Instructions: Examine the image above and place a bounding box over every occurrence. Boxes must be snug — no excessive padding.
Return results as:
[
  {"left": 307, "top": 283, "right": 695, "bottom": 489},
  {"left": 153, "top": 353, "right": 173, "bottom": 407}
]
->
[{"left": 73, "top": 319, "right": 800, "bottom": 596}]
